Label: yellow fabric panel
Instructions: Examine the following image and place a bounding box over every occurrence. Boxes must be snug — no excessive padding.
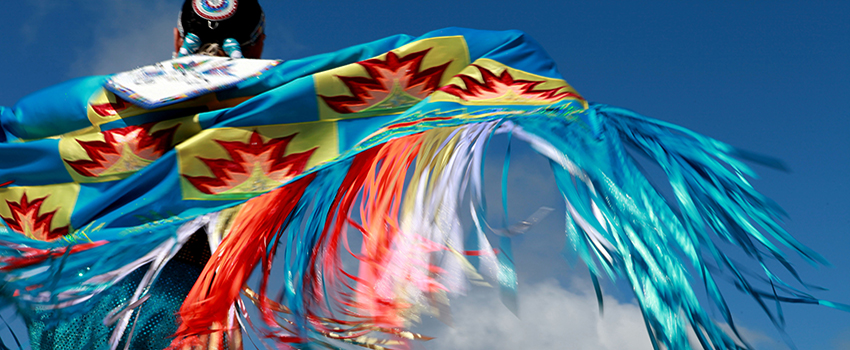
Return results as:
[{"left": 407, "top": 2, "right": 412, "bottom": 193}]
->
[
  {"left": 0, "top": 183, "right": 80, "bottom": 241},
  {"left": 314, "top": 36, "right": 471, "bottom": 121},
  {"left": 430, "top": 58, "right": 587, "bottom": 108},
  {"left": 176, "top": 120, "right": 339, "bottom": 200},
  {"left": 59, "top": 116, "right": 202, "bottom": 183}
]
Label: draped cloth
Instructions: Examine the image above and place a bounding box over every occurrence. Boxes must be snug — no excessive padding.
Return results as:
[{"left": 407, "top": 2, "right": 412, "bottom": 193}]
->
[{"left": 0, "top": 28, "right": 842, "bottom": 349}]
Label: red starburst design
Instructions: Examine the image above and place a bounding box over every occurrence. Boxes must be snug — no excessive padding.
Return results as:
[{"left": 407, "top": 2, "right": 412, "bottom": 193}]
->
[
  {"left": 65, "top": 122, "right": 179, "bottom": 177},
  {"left": 2, "top": 193, "right": 69, "bottom": 241},
  {"left": 439, "top": 65, "right": 584, "bottom": 102},
  {"left": 91, "top": 97, "right": 131, "bottom": 117},
  {"left": 319, "top": 49, "right": 451, "bottom": 114},
  {"left": 184, "top": 131, "right": 316, "bottom": 195}
]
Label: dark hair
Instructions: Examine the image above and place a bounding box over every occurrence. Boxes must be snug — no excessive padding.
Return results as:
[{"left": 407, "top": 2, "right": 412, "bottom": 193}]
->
[{"left": 179, "top": 0, "right": 263, "bottom": 46}]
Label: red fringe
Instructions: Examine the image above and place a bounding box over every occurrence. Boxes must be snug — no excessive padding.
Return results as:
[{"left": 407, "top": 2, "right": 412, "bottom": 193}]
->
[
  {"left": 170, "top": 173, "right": 315, "bottom": 348},
  {"left": 170, "top": 133, "right": 433, "bottom": 346}
]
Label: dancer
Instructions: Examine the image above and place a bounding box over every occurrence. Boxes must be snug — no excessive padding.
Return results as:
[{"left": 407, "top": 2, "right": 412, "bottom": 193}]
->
[{"left": 0, "top": 1, "right": 845, "bottom": 349}]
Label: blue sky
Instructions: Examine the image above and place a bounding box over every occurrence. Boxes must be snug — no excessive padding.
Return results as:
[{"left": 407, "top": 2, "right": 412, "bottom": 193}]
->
[{"left": 1, "top": 1, "right": 849, "bottom": 349}]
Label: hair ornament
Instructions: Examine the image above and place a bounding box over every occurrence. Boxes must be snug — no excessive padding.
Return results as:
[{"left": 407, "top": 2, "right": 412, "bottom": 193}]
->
[
  {"left": 223, "top": 38, "right": 243, "bottom": 58},
  {"left": 193, "top": 0, "right": 238, "bottom": 22},
  {"left": 178, "top": 33, "right": 202, "bottom": 57}
]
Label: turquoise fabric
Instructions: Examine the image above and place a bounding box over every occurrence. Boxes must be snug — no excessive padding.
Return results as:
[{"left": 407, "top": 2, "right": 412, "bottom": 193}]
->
[{"left": 0, "top": 28, "right": 842, "bottom": 350}]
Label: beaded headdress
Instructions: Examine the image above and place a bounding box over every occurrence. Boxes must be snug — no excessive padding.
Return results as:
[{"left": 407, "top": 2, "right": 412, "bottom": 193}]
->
[
  {"left": 177, "top": 0, "right": 264, "bottom": 58},
  {"left": 192, "top": 0, "right": 239, "bottom": 22}
]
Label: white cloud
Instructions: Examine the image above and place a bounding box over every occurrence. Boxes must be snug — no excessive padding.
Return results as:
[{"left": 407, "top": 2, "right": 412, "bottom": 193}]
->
[
  {"left": 832, "top": 327, "right": 850, "bottom": 350},
  {"left": 19, "top": 0, "right": 60, "bottom": 44},
  {"left": 409, "top": 279, "right": 782, "bottom": 350},
  {"left": 68, "top": 0, "right": 178, "bottom": 77},
  {"left": 415, "top": 279, "right": 653, "bottom": 350}
]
